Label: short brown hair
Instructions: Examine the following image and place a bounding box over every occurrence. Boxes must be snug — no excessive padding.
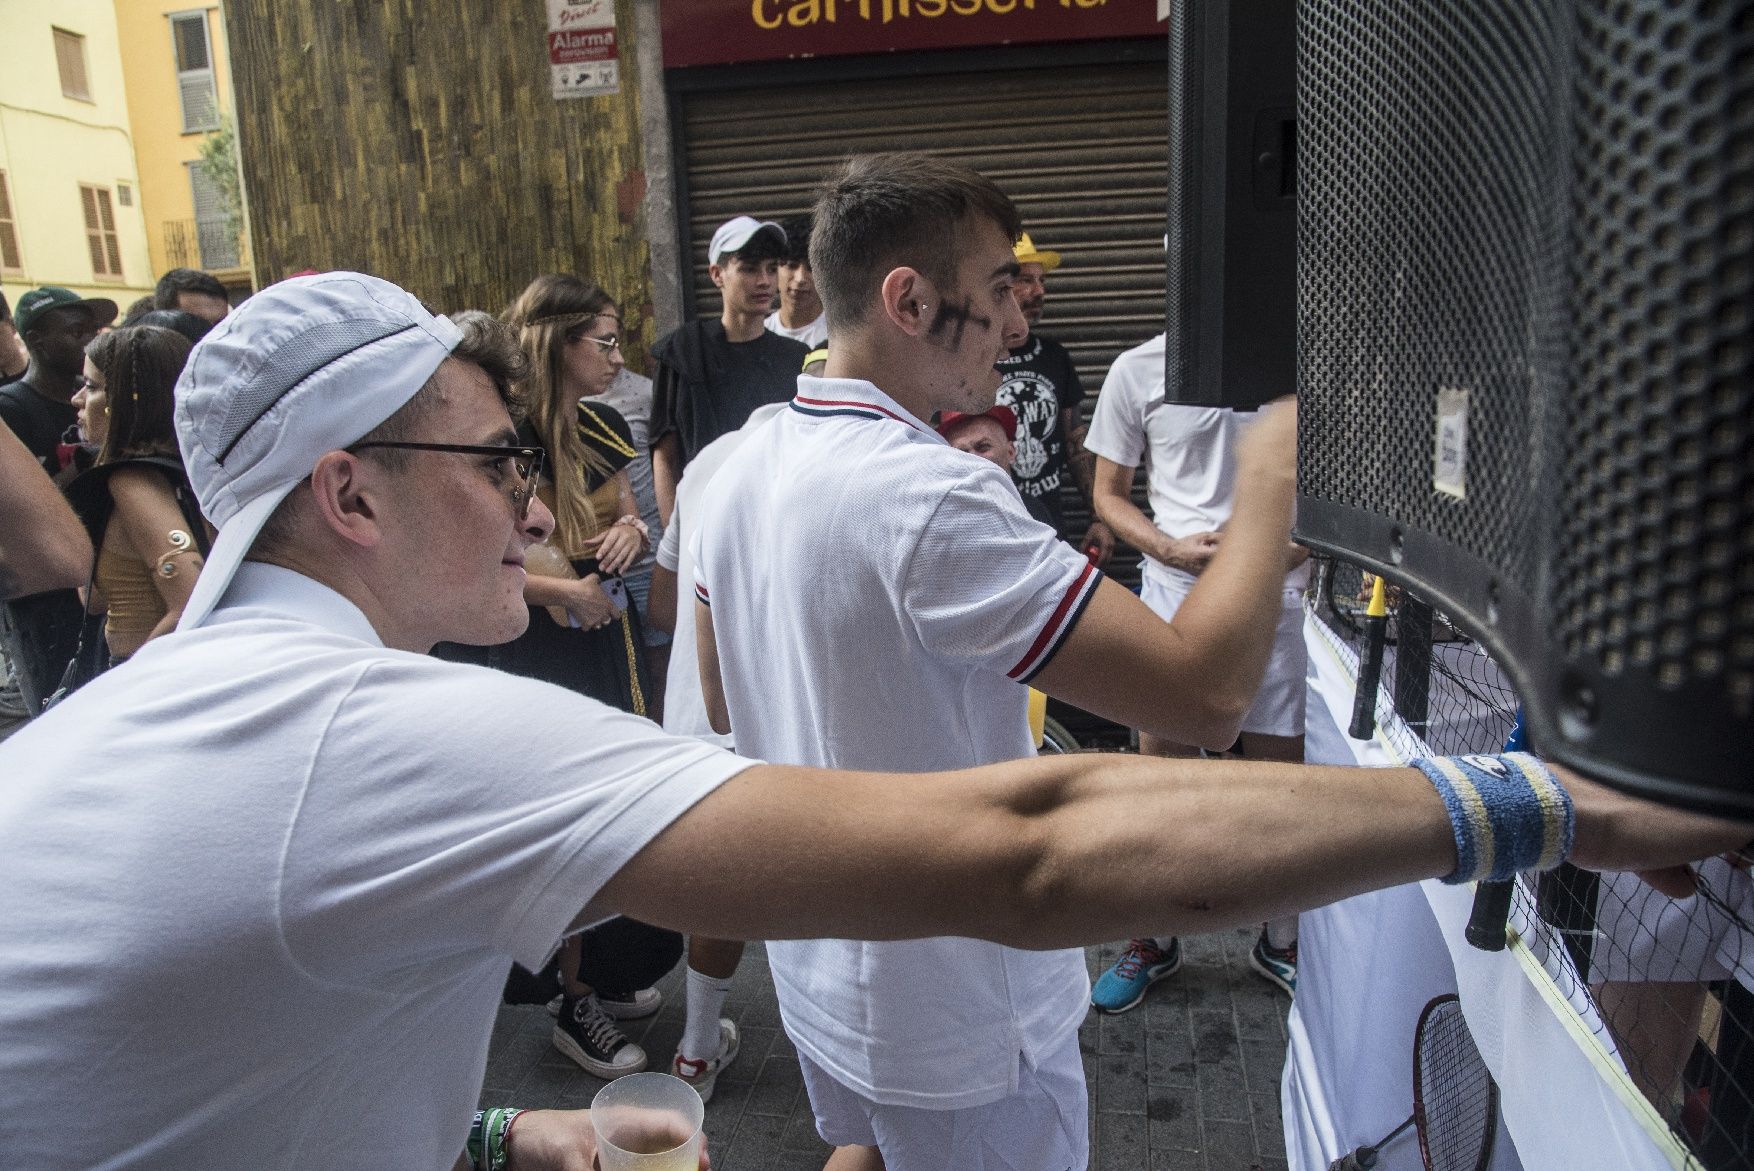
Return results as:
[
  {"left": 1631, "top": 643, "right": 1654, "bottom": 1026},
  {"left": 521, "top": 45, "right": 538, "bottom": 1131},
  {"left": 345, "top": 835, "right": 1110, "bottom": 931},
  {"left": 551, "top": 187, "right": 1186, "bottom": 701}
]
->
[{"left": 809, "top": 152, "right": 1021, "bottom": 334}]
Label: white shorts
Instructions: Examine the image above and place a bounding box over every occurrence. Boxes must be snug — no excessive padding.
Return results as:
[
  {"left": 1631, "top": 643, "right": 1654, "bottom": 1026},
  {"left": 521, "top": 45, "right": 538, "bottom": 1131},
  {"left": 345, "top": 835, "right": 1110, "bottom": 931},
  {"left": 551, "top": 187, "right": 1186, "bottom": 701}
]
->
[
  {"left": 1592, "top": 859, "right": 1754, "bottom": 987},
  {"left": 1139, "top": 571, "right": 1308, "bottom": 738},
  {"left": 796, "top": 1029, "right": 1088, "bottom": 1171}
]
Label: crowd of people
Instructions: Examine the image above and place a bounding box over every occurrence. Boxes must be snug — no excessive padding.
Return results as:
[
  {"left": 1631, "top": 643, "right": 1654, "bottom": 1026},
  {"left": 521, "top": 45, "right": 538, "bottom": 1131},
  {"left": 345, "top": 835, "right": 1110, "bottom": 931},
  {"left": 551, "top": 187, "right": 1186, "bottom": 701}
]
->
[{"left": 0, "top": 153, "right": 1745, "bottom": 1171}]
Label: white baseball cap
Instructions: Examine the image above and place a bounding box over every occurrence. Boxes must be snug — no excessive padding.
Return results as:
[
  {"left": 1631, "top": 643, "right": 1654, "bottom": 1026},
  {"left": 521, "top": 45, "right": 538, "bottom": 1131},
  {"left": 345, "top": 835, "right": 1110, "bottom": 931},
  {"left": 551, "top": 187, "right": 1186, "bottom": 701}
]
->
[
  {"left": 173, "top": 271, "right": 463, "bottom": 630},
  {"left": 709, "top": 215, "right": 786, "bottom": 265}
]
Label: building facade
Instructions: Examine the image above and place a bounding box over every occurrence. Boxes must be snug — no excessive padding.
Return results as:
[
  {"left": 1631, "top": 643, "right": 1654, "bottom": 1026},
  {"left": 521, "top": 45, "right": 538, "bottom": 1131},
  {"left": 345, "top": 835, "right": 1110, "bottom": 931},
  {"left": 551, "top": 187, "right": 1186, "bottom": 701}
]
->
[
  {"left": 0, "top": 0, "right": 154, "bottom": 310},
  {"left": 113, "top": 0, "right": 253, "bottom": 299}
]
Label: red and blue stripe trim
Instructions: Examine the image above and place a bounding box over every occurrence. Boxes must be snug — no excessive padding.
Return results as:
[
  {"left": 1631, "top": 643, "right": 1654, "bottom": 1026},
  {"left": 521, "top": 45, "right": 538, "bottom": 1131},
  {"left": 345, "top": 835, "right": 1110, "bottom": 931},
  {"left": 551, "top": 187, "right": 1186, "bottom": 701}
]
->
[{"left": 1007, "top": 561, "right": 1101, "bottom": 682}]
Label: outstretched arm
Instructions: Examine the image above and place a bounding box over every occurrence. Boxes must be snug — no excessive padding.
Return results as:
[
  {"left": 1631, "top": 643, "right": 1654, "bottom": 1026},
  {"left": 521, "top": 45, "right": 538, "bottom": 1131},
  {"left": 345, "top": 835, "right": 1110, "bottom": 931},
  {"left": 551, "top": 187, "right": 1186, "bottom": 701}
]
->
[
  {"left": 0, "top": 425, "right": 91, "bottom": 599},
  {"left": 1033, "top": 400, "right": 1297, "bottom": 749},
  {"left": 588, "top": 753, "right": 1749, "bottom": 948}
]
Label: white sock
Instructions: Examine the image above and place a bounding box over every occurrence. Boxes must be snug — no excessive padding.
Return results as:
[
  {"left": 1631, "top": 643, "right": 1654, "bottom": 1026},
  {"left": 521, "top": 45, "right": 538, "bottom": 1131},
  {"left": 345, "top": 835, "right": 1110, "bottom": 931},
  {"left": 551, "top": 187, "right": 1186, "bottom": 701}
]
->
[
  {"left": 681, "top": 966, "right": 734, "bottom": 1062},
  {"left": 1264, "top": 916, "right": 1298, "bottom": 950}
]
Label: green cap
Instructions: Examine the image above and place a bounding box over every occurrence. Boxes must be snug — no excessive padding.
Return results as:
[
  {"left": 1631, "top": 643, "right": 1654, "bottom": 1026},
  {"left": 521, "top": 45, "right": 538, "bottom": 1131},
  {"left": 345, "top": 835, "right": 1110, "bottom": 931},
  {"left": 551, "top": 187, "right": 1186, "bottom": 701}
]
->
[{"left": 13, "top": 286, "right": 119, "bottom": 336}]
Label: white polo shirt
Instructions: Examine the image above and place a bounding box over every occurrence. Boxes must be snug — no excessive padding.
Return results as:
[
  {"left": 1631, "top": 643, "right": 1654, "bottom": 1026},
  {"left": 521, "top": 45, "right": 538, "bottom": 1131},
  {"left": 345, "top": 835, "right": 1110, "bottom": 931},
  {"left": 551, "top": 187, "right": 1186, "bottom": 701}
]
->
[
  {"left": 0, "top": 562, "right": 753, "bottom": 1170},
  {"left": 693, "top": 375, "right": 1100, "bottom": 1109},
  {"left": 1085, "top": 332, "right": 1311, "bottom": 593},
  {"left": 658, "top": 402, "right": 785, "bottom": 747}
]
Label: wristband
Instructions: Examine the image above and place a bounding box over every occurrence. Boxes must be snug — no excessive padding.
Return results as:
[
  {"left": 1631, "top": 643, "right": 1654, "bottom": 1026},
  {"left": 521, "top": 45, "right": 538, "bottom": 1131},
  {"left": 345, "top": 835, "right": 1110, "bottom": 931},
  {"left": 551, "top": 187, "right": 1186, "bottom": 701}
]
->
[
  {"left": 1412, "top": 752, "right": 1573, "bottom": 884},
  {"left": 613, "top": 514, "right": 650, "bottom": 541},
  {"left": 468, "top": 1107, "right": 525, "bottom": 1171}
]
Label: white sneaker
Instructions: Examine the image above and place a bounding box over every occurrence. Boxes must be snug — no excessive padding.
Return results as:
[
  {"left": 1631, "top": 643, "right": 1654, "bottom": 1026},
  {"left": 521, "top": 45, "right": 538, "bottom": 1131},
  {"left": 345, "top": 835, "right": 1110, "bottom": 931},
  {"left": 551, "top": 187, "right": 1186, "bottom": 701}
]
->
[
  {"left": 671, "top": 1018, "right": 740, "bottom": 1103},
  {"left": 596, "top": 986, "right": 662, "bottom": 1020}
]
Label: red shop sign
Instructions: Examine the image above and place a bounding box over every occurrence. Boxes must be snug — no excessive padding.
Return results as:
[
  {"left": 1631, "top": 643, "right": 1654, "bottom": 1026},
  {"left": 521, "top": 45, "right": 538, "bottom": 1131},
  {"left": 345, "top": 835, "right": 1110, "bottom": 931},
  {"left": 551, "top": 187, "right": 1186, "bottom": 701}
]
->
[{"left": 660, "top": 0, "right": 1165, "bottom": 70}]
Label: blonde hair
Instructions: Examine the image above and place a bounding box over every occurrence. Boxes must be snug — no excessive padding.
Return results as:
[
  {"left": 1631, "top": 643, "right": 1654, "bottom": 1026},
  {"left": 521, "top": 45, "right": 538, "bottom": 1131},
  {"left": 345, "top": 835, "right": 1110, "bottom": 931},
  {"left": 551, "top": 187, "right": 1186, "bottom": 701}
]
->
[{"left": 503, "top": 274, "right": 619, "bottom": 557}]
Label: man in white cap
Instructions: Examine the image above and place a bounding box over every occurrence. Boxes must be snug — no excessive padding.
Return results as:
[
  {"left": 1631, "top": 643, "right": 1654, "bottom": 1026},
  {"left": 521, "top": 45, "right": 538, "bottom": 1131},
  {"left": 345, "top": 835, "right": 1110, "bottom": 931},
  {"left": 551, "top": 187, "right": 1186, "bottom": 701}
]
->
[
  {"left": 649, "top": 214, "right": 809, "bottom": 524},
  {"left": 0, "top": 270, "right": 1740, "bottom": 1170}
]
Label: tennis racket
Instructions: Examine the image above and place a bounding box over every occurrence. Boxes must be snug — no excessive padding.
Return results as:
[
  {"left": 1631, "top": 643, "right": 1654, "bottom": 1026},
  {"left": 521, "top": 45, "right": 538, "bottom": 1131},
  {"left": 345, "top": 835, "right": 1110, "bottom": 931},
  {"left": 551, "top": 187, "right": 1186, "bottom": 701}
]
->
[
  {"left": 1348, "top": 575, "right": 1391, "bottom": 739},
  {"left": 1465, "top": 711, "right": 1528, "bottom": 952},
  {"left": 1329, "top": 994, "right": 1500, "bottom": 1171}
]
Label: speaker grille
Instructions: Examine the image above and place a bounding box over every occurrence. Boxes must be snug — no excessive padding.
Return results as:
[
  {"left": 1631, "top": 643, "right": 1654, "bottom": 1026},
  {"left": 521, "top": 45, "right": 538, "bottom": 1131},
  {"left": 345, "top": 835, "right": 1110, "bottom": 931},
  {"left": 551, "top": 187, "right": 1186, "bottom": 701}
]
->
[
  {"left": 1559, "top": 0, "right": 1754, "bottom": 714},
  {"left": 1298, "top": 2, "right": 1571, "bottom": 600}
]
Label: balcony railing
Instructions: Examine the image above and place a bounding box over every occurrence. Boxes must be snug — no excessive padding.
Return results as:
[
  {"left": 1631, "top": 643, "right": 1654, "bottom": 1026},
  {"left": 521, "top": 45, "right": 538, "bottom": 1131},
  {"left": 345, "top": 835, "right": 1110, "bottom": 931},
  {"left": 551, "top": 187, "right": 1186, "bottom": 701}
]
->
[{"left": 163, "top": 217, "right": 240, "bottom": 272}]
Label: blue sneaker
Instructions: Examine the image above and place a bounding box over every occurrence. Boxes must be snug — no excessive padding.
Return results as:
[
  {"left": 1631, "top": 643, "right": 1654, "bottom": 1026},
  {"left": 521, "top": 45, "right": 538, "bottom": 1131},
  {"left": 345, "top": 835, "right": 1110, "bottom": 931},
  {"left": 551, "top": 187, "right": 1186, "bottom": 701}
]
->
[
  {"left": 1249, "top": 930, "right": 1296, "bottom": 996},
  {"left": 1091, "top": 938, "right": 1182, "bottom": 1014}
]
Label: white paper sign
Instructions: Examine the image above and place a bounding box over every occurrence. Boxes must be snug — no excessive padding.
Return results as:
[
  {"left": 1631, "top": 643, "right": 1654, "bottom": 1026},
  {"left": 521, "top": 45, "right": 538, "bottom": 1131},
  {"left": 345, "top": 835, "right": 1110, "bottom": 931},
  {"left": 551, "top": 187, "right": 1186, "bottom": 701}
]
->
[{"left": 546, "top": 0, "right": 619, "bottom": 100}]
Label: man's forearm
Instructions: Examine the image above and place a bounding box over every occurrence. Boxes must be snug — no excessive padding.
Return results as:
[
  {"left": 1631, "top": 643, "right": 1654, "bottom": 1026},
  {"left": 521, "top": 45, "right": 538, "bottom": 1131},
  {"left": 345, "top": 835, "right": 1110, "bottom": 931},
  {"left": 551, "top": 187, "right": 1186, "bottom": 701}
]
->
[
  {"left": 591, "top": 754, "right": 1455, "bottom": 947},
  {"left": 1091, "top": 486, "right": 1166, "bottom": 564}
]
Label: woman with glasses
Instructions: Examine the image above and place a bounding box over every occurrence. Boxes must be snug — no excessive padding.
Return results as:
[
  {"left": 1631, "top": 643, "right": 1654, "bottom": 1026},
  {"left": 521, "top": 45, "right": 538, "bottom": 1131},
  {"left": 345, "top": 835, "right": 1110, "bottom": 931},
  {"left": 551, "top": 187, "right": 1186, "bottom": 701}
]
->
[
  {"left": 64, "top": 325, "right": 209, "bottom": 667},
  {"left": 435, "top": 287, "right": 672, "bottom": 1082}
]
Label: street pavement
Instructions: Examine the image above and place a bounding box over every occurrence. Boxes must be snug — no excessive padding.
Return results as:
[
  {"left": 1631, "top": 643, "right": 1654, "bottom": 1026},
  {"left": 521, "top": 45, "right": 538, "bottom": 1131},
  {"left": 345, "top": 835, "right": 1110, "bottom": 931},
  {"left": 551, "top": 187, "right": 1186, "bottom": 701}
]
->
[{"left": 481, "top": 925, "right": 1291, "bottom": 1170}]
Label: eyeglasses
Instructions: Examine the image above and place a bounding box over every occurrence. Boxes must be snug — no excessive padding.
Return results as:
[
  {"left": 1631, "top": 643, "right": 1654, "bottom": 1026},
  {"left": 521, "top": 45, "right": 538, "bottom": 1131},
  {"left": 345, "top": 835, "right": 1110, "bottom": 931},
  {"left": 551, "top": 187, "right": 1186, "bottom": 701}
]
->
[
  {"left": 349, "top": 441, "right": 545, "bottom": 520},
  {"left": 575, "top": 333, "right": 622, "bottom": 354}
]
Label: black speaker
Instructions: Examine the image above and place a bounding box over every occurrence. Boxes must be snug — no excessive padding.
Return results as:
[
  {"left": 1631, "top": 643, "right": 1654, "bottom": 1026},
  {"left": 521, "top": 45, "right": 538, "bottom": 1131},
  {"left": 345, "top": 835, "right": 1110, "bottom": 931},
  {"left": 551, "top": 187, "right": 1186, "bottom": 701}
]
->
[
  {"left": 1295, "top": 1, "right": 1754, "bottom": 812},
  {"left": 1164, "top": 0, "right": 1297, "bottom": 409}
]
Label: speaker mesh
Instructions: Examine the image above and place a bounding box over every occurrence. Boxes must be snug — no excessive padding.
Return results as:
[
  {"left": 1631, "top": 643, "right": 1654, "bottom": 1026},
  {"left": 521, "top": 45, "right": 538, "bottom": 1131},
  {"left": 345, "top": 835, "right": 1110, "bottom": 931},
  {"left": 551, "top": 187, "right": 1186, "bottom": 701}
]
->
[
  {"left": 1298, "top": 1, "right": 1570, "bottom": 601},
  {"left": 1559, "top": 0, "right": 1754, "bottom": 715}
]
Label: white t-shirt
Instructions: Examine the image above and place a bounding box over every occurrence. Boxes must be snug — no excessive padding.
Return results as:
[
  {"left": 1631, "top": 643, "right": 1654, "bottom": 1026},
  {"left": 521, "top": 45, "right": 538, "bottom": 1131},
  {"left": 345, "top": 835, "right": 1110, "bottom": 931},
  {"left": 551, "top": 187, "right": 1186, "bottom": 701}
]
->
[
  {"left": 1085, "top": 332, "right": 1310, "bottom": 593},
  {"left": 693, "top": 375, "right": 1099, "bottom": 1109},
  {"left": 657, "top": 402, "right": 785, "bottom": 747},
  {"left": 763, "top": 309, "right": 828, "bottom": 348},
  {"left": 0, "top": 563, "right": 753, "bottom": 1170}
]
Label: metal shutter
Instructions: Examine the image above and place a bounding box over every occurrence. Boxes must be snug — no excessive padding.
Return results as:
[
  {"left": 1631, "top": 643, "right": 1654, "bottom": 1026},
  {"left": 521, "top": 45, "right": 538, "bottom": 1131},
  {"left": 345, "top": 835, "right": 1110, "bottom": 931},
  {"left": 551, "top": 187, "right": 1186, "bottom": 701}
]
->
[{"left": 675, "top": 55, "right": 1168, "bottom": 590}]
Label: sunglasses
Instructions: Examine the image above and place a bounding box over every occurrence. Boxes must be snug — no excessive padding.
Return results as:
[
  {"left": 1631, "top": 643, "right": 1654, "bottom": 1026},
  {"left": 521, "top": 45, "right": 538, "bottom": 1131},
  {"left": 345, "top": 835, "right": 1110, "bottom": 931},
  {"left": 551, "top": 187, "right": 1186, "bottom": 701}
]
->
[
  {"left": 575, "top": 333, "right": 622, "bottom": 354},
  {"left": 349, "top": 442, "right": 545, "bottom": 520}
]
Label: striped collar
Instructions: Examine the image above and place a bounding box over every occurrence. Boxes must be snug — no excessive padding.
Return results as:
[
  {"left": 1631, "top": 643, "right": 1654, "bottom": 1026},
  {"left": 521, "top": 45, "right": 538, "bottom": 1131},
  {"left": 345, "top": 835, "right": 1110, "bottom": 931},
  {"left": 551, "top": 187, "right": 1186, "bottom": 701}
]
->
[{"left": 789, "top": 376, "right": 939, "bottom": 439}]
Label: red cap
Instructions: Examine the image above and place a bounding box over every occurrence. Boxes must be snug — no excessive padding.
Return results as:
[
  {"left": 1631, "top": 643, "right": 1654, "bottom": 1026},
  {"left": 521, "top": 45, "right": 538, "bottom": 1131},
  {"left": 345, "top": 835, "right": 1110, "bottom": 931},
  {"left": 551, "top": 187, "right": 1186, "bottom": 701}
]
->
[{"left": 936, "top": 404, "right": 1018, "bottom": 443}]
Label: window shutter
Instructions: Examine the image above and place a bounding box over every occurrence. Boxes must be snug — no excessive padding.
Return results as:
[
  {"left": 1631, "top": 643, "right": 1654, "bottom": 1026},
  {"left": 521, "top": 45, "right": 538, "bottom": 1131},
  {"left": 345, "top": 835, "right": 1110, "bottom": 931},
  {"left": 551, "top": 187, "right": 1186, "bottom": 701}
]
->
[
  {"left": 172, "top": 14, "right": 219, "bottom": 132},
  {"left": 79, "top": 185, "right": 122, "bottom": 278},
  {"left": 0, "top": 173, "right": 20, "bottom": 270},
  {"left": 187, "top": 161, "right": 239, "bottom": 269},
  {"left": 54, "top": 28, "right": 91, "bottom": 102}
]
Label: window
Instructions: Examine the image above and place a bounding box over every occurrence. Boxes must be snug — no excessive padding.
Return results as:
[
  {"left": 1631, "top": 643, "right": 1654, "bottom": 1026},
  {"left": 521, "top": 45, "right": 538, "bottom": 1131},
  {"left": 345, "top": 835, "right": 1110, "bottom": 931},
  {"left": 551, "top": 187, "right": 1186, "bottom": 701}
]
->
[
  {"left": 0, "top": 173, "right": 21, "bottom": 272},
  {"left": 186, "top": 162, "right": 238, "bottom": 269},
  {"left": 117, "top": 182, "right": 134, "bottom": 208},
  {"left": 79, "top": 184, "right": 123, "bottom": 280},
  {"left": 171, "top": 12, "right": 219, "bottom": 133},
  {"left": 54, "top": 28, "right": 91, "bottom": 102}
]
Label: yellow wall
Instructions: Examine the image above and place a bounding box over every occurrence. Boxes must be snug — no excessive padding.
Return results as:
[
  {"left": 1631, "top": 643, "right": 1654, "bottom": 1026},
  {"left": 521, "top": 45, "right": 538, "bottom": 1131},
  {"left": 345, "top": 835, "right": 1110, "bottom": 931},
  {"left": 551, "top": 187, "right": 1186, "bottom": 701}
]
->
[
  {"left": 113, "top": 0, "right": 250, "bottom": 287},
  {"left": 0, "top": 0, "right": 153, "bottom": 311}
]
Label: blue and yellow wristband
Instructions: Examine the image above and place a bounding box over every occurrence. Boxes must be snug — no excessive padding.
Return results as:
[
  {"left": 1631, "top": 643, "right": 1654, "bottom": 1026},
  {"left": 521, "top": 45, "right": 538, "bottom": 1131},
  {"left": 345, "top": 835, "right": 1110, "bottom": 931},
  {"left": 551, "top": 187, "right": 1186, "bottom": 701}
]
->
[{"left": 1412, "top": 752, "right": 1573, "bottom": 884}]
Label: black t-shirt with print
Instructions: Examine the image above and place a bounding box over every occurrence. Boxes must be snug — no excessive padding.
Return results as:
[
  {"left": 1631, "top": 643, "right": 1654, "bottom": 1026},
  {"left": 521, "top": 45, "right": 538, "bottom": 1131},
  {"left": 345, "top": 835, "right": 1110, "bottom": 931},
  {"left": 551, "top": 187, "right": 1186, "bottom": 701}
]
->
[{"left": 994, "top": 332, "right": 1084, "bottom": 529}]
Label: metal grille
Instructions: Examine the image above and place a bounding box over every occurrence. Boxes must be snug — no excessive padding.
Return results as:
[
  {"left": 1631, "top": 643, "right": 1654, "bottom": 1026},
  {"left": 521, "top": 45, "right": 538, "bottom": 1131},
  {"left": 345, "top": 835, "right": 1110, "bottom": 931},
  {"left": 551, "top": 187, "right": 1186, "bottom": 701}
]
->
[
  {"left": 1558, "top": 0, "right": 1754, "bottom": 709},
  {"left": 1297, "top": 1, "right": 1570, "bottom": 598}
]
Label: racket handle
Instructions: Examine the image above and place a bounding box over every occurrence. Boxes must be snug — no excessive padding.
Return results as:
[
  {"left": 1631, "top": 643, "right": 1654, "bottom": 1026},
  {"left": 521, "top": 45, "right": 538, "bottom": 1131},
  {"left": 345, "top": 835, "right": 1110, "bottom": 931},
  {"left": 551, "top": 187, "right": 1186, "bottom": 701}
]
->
[
  {"left": 1348, "top": 612, "right": 1388, "bottom": 739},
  {"left": 1466, "top": 878, "right": 1517, "bottom": 951}
]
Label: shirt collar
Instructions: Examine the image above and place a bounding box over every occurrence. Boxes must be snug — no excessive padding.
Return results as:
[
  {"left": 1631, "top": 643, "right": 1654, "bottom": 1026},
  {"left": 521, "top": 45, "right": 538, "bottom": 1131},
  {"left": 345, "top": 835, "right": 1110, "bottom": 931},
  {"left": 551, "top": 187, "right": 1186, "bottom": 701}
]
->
[
  {"left": 207, "top": 561, "right": 385, "bottom": 647},
  {"left": 790, "top": 375, "right": 940, "bottom": 439}
]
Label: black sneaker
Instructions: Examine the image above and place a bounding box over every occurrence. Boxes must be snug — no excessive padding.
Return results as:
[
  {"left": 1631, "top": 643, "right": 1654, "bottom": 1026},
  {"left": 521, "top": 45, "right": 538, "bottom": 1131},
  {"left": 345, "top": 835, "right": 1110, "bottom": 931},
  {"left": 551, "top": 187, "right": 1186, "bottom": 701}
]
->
[{"left": 552, "top": 994, "right": 647, "bottom": 1079}]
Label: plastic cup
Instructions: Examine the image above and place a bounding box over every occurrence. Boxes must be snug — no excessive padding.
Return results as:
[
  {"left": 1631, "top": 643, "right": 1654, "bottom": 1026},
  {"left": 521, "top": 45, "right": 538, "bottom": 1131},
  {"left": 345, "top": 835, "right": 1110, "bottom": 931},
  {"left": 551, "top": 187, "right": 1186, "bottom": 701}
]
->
[{"left": 590, "top": 1072, "right": 705, "bottom": 1171}]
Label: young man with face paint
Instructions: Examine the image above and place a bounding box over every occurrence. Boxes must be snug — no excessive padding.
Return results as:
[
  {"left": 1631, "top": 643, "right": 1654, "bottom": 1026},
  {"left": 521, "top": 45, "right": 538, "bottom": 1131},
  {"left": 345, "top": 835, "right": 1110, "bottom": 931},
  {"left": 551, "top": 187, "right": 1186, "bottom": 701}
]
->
[
  {"left": 686, "top": 152, "right": 1329, "bottom": 1168},
  {"left": 649, "top": 216, "right": 810, "bottom": 526}
]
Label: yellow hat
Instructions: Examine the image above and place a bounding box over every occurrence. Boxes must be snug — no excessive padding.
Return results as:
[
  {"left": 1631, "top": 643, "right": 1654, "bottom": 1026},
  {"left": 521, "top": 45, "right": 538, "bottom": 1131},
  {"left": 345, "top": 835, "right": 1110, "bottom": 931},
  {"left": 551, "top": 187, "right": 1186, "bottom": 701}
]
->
[{"left": 1013, "top": 232, "right": 1061, "bottom": 273}]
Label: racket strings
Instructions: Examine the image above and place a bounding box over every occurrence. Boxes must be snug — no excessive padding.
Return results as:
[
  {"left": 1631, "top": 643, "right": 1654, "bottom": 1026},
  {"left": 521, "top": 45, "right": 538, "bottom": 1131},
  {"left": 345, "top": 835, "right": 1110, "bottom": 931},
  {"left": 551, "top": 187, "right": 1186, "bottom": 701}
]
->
[{"left": 1413, "top": 1000, "right": 1498, "bottom": 1171}]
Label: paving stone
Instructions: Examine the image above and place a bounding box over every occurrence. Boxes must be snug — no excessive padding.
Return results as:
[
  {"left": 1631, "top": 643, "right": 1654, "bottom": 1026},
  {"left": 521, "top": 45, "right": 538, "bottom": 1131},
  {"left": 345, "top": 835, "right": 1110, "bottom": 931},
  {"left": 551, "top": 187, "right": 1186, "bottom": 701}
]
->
[
  {"left": 1095, "top": 1110, "right": 1150, "bottom": 1171},
  {"left": 1200, "top": 1117, "right": 1262, "bottom": 1170},
  {"left": 743, "top": 1052, "right": 805, "bottom": 1118},
  {"left": 716, "top": 1111, "right": 787, "bottom": 1171}
]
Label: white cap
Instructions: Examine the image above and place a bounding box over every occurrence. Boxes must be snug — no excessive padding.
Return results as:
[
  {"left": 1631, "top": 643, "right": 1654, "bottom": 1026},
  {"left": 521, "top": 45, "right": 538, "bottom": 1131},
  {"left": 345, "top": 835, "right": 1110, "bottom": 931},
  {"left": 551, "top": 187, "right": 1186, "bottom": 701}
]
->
[
  {"left": 709, "top": 215, "right": 785, "bottom": 265},
  {"left": 173, "top": 271, "right": 463, "bottom": 630}
]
